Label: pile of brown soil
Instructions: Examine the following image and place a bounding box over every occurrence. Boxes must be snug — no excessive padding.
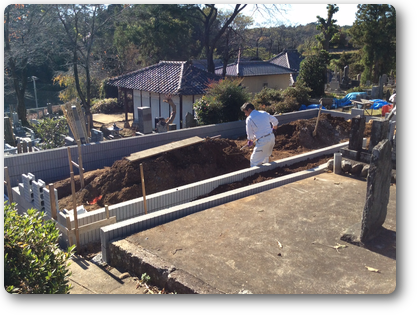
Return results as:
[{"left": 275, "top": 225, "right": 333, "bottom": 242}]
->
[{"left": 56, "top": 114, "right": 371, "bottom": 212}]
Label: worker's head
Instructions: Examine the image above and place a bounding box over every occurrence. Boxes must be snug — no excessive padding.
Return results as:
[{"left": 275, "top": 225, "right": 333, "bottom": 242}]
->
[{"left": 241, "top": 102, "right": 255, "bottom": 117}]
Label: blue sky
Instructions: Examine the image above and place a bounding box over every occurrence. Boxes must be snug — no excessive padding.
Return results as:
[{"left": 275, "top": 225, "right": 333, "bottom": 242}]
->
[{"left": 216, "top": 3, "right": 359, "bottom": 27}]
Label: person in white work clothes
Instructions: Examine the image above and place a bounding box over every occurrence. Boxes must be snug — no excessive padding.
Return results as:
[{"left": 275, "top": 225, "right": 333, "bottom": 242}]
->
[{"left": 241, "top": 102, "right": 279, "bottom": 167}]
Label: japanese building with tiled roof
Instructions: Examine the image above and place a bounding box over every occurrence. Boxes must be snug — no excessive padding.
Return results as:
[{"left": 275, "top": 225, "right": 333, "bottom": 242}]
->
[
  {"left": 215, "top": 60, "right": 296, "bottom": 93},
  {"left": 106, "top": 61, "right": 222, "bottom": 130},
  {"left": 268, "top": 49, "right": 304, "bottom": 84},
  {"left": 107, "top": 61, "right": 221, "bottom": 95}
]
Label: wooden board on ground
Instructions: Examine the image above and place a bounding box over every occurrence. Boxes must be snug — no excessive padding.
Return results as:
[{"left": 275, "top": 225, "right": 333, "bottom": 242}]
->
[{"left": 126, "top": 136, "right": 205, "bottom": 162}]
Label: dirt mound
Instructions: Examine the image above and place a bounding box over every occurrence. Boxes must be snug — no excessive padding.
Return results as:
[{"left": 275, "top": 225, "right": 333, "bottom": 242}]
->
[{"left": 56, "top": 114, "right": 370, "bottom": 212}]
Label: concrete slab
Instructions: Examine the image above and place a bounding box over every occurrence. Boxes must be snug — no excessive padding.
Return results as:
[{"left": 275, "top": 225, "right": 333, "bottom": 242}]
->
[
  {"left": 68, "top": 256, "right": 146, "bottom": 294},
  {"left": 110, "top": 172, "right": 396, "bottom": 294}
]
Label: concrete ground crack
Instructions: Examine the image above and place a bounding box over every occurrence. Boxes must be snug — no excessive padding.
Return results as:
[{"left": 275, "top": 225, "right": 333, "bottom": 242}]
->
[{"left": 69, "top": 278, "right": 98, "bottom": 294}]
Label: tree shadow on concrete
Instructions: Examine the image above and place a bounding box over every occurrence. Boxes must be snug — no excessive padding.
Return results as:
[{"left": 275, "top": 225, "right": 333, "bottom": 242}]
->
[{"left": 362, "top": 227, "right": 396, "bottom": 260}]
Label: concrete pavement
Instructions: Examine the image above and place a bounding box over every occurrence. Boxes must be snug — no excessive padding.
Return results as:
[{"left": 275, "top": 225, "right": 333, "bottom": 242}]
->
[
  {"left": 68, "top": 255, "right": 147, "bottom": 294},
  {"left": 68, "top": 171, "right": 396, "bottom": 294},
  {"left": 109, "top": 172, "right": 396, "bottom": 294}
]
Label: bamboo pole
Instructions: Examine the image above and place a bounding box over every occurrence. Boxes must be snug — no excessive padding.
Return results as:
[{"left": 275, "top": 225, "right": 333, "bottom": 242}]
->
[{"left": 140, "top": 163, "right": 148, "bottom": 214}]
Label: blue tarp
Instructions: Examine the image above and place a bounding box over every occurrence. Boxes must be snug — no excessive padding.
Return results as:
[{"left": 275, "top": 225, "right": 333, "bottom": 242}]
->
[
  {"left": 299, "top": 92, "right": 389, "bottom": 111},
  {"left": 332, "top": 92, "right": 368, "bottom": 109},
  {"left": 299, "top": 104, "right": 327, "bottom": 111},
  {"left": 369, "top": 99, "right": 390, "bottom": 109}
]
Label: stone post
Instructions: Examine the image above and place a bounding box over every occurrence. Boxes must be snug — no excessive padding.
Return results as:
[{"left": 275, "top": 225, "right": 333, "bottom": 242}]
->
[
  {"left": 333, "top": 153, "right": 342, "bottom": 174},
  {"left": 348, "top": 116, "right": 366, "bottom": 152},
  {"left": 368, "top": 119, "right": 390, "bottom": 152},
  {"left": 137, "top": 107, "right": 153, "bottom": 134},
  {"left": 341, "top": 139, "right": 393, "bottom": 245},
  {"left": 361, "top": 139, "right": 393, "bottom": 242}
]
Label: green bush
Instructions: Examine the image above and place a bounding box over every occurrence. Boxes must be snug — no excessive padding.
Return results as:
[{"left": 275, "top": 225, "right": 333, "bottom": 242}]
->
[
  {"left": 4, "top": 202, "right": 75, "bottom": 294},
  {"left": 90, "top": 98, "right": 123, "bottom": 114},
  {"left": 282, "top": 82, "right": 312, "bottom": 105},
  {"left": 194, "top": 78, "right": 251, "bottom": 125},
  {"left": 30, "top": 117, "right": 69, "bottom": 150},
  {"left": 251, "top": 87, "right": 283, "bottom": 107},
  {"left": 193, "top": 96, "right": 220, "bottom": 125},
  {"left": 251, "top": 84, "right": 311, "bottom": 114}
]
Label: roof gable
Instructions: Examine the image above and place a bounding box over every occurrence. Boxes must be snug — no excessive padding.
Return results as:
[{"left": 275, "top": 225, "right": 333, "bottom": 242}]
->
[
  {"left": 215, "top": 60, "right": 296, "bottom": 77},
  {"left": 107, "top": 61, "right": 221, "bottom": 95},
  {"left": 268, "top": 49, "right": 304, "bottom": 71}
]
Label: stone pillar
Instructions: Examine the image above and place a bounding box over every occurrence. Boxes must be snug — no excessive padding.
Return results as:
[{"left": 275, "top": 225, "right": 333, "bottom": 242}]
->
[
  {"left": 137, "top": 107, "right": 152, "bottom": 134},
  {"left": 341, "top": 139, "right": 393, "bottom": 245},
  {"left": 333, "top": 153, "right": 342, "bottom": 174},
  {"left": 368, "top": 119, "right": 390, "bottom": 152},
  {"left": 348, "top": 116, "right": 366, "bottom": 152},
  {"left": 361, "top": 139, "right": 393, "bottom": 242}
]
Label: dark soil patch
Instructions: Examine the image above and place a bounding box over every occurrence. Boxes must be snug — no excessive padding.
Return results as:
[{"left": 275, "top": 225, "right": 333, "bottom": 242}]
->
[{"left": 198, "top": 155, "right": 333, "bottom": 199}]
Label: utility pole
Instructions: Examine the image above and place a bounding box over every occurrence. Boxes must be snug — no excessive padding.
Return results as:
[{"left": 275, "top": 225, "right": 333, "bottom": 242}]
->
[{"left": 28, "top": 76, "right": 39, "bottom": 108}]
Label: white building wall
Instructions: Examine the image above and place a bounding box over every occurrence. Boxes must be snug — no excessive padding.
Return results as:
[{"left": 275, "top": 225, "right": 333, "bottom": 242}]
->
[
  {"left": 132, "top": 91, "right": 203, "bottom": 129},
  {"left": 150, "top": 92, "right": 160, "bottom": 128}
]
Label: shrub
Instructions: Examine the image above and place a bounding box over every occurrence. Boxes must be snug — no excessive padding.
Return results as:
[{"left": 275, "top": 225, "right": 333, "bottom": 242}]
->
[
  {"left": 30, "top": 117, "right": 69, "bottom": 150},
  {"left": 90, "top": 98, "right": 123, "bottom": 114},
  {"left": 282, "top": 82, "right": 312, "bottom": 105},
  {"left": 251, "top": 87, "right": 283, "bottom": 107},
  {"left": 193, "top": 96, "right": 220, "bottom": 125},
  {"left": 195, "top": 78, "right": 251, "bottom": 125},
  {"left": 4, "top": 203, "right": 75, "bottom": 294},
  {"left": 274, "top": 96, "right": 300, "bottom": 114}
]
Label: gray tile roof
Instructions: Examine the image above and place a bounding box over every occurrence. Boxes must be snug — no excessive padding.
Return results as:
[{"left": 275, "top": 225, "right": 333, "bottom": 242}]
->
[
  {"left": 215, "top": 60, "right": 296, "bottom": 77},
  {"left": 268, "top": 49, "right": 304, "bottom": 71},
  {"left": 268, "top": 49, "right": 304, "bottom": 83},
  {"left": 107, "top": 61, "right": 221, "bottom": 95}
]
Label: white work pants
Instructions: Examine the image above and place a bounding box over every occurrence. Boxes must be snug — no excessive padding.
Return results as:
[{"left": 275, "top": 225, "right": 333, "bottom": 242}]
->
[{"left": 250, "top": 133, "right": 275, "bottom": 167}]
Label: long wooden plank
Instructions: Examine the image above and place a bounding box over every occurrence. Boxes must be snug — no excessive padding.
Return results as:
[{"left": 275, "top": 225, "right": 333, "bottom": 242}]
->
[{"left": 126, "top": 136, "right": 205, "bottom": 162}]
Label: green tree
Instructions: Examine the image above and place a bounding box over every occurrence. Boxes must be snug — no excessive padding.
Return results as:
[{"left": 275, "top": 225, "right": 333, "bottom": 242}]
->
[
  {"left": 4, "top": 203, "right": 75, "bottom": 294},
  {"left": 297, "top": 50, "right": 330, "bottom": 97},
  {"left": 53, "top": 4, "right": 120, "bottom": 130},
  {"left": 315, "top": 4, "right": 340, "bottom": 51},
  {"left": 349, "top": 4, "right": 396, "bottom": 83},
  {"left": 4, "top": 4, "right": 56, "bottom": 126},
  {"left": 114, "top": 4, "right": 202, "bottom": 69}
]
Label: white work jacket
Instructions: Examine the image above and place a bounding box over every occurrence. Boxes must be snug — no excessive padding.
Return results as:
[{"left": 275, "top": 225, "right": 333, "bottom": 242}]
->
[{"left": 246, "top": 110, "right": 278, "bottom": 141}]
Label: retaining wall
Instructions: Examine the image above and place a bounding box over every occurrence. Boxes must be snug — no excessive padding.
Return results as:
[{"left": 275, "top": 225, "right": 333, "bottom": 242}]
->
[{"left": 5, "top": 109, "right": 350, "bottom": 188}]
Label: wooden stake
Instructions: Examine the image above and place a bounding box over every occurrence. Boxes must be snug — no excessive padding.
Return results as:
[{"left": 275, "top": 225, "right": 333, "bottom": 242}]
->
[
  {"left": 66, "top": 215, "right": 73, "bottom": 246},
  {"left": 76, "top": 140, "right": 85, "bottom": 189},
  {"left": 312, "top": 105, "right": 322, "bottom": 137},
  {"left": 70, "top": 171, "right": 80, "bottom": 250},
  {"left": 67, "top": 147, "right": 73, "bottom": 173},
  {"left": 140, "top": 163, "right": 148, "bottom": 214},
  {"left": 49, "top": 183, "right": 57, "bottom": 220},
  {"left": 67, "top": 147, "right": 80, "bottom": 250},
  {"left": 105, "top": 205, "right": 110, "bottom": 220}
]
